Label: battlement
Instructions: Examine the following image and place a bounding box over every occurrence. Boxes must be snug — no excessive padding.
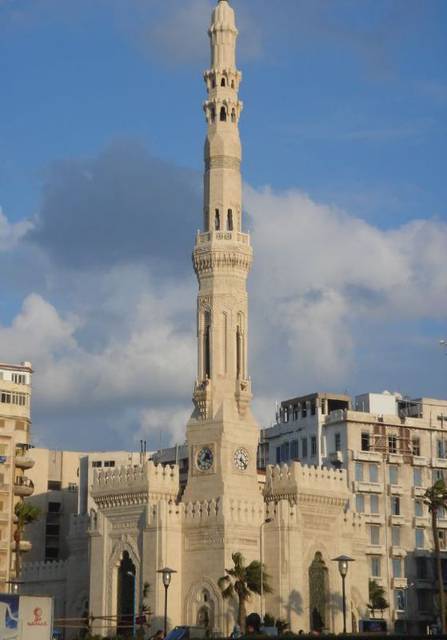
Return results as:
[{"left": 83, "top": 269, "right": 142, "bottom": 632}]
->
[
  {"left": 265, "top": 462, "right": 348, "bottom": 501},
  {"left": 92, "top": 461, "right": 180, "bottom": 508},
  {"left": 22, "top": 560, "right": 67, "bottom": 582}
]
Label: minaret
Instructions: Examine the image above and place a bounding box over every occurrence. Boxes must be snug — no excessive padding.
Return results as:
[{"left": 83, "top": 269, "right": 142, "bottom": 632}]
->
[{"left": 183, "top": 0, "right": 260, "bottom": 502}]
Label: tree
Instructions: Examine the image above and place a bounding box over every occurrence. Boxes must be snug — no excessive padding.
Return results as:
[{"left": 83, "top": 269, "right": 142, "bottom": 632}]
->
[
  {"left": 367, "top": 579, "right": 389, "bottom": 618},
  {"left": 218, "top": 552, "right": 272, "bottom": 629},
  {"left": 14, "top": 501, "right": 40, "bottom": 578},
  {"left": 425, "top": 478, "right": 447, "bottom": 633}
]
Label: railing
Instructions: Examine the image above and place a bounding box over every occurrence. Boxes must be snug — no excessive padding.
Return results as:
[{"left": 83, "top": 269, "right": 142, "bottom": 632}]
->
[{"left": 196, "top": 230, "right": 250, "bottom": 245}]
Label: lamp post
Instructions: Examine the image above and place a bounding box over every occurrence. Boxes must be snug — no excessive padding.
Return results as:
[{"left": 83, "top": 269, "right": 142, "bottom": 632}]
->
[
  {"left": 157, "top": 567, "right": 177, "bottom": 637},
  {"left": 260, "top": 517, "right": 273, "bottom": 622},
  {"left": 331, "top": 555, "right": 354, "bottom": 634},
  {"left": 126, "top": 571, "right": 137, "bottom": 639}
]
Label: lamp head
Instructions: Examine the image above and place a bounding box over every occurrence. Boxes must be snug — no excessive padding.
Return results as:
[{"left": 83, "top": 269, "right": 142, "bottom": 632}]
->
[
  {"left": 331, "top": 554, "right": 354, "bottom": 577},
  {"left": 157, "top": 566, "right": 177, "bottom": 588}
]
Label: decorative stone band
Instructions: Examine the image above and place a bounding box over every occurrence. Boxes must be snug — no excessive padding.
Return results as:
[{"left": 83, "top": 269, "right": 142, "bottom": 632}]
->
[
  {"left": 192, "top": 247, "right": 252, "bottom": 275},
  {"left": 205, "top": 155, "right": 241, "bottom": 171}
]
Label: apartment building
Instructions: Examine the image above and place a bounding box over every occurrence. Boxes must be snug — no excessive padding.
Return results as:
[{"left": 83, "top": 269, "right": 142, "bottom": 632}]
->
[
  {"left": 0, "top": 361, "right": 34, "bottom": 590},
  {"left": 262, "top": 390, "right": 447, "bottom": 633}
]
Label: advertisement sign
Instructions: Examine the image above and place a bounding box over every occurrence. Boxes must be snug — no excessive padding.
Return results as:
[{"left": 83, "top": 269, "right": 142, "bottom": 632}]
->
[{"left": 0, "top": 594, "right": 52, "bottom": 640}]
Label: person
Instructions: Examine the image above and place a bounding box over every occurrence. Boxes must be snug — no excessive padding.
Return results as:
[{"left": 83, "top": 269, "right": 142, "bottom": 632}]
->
[
  {"left": 243, "top": 613, "right": 262, "bottom": 636},
  {"left": 230, "top": 624, "right": 242, "bottom": 639}
]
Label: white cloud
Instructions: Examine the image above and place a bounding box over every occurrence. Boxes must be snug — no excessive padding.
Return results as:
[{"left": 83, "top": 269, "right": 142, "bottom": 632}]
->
[
  {"left": 246, "top": 185, "right": 447, "bottom": 391},
  {"left": 0, "top": 207, "right": 33, "bottom": 251}
]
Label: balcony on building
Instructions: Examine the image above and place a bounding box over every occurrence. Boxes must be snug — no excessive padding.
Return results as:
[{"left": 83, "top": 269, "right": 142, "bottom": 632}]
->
[
  {"left": 14, "top": 476, "right": 34, "bottom": 497},
  {"left": 11, "top": 540, "right": 32, "bottom": 553},
  {"left": 15, "top": 445, "right": 35, "bottom": 470}
]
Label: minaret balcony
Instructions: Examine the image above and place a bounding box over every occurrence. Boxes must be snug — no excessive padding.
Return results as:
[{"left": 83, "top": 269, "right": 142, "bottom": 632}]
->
[{"left": 196, "top": 230, "right": 249, "bottom": 246}]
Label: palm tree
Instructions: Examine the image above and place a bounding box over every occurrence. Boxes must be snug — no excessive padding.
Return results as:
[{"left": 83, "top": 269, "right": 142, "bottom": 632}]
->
[
  {"left": 367, "top": 579, "right": 389, "bottom": 618},
  {"left": 14, "top": 501, "right": 40, "bottom": 578},
  {"left": 218, "top": 552, "right": 272, "bottom": 629},
  {"left": 425, "top": 479, "right": 447, "bottom": 633}
]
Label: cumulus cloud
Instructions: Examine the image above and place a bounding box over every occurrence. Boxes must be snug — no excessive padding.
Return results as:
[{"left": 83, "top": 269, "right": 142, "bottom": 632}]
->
[
  {"left": 0, "top": 207, "right": 33, "bottom": 251},
  {"left": 1, "top": 142, "right": 446, "bottom": 451},
  {"left": 246, "top": 185, "right": 447, "bottom": 396}
]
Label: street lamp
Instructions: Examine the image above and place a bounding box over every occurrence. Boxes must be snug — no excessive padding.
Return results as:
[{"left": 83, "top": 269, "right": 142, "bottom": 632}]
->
[
  {"left": 331, "top": 555, "right": 355, "bottom": 634},
  {"left": 260, "top": 517, "right": 273, "bottom": 622},
  {"left": 157, "top": 566, "right": 177, "bottom": 637},
  {"left": 126, "top": 571, "right": 137, "bottom": 639}
]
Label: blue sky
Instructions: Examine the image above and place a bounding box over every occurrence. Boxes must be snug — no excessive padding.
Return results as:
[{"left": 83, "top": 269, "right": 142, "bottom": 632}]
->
[{"left": 0, "top": 0, "right": 446, "bottom": 450}]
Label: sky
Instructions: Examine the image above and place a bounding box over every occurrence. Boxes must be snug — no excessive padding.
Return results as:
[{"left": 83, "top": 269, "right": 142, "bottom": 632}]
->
[{"left": 1, "top": 0, "right": 446, "bottom": 451}]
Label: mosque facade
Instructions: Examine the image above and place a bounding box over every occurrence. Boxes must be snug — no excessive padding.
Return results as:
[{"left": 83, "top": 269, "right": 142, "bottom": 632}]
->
[{"left": 87, "top": 2, "right": 369, "bottom": 636}]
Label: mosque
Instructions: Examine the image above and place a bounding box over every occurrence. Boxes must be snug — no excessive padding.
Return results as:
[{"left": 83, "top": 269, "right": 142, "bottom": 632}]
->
[{"left": 85, "top": 2, "right": 370, "bottom": 636}]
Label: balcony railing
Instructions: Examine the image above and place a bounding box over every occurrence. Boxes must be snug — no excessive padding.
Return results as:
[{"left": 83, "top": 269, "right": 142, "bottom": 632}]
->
[{"left": 14, "top": 477, "right": 34, "bottom": 496}]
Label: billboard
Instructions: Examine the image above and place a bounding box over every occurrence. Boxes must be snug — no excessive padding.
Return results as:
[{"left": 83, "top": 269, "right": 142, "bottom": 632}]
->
[{"left": 0, "top": 594, "right": 53, "bottom": 640}]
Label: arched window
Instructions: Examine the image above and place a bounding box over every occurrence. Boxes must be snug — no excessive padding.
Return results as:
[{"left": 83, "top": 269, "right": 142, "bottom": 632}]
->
[
  {"left": 231, "top": 80, "right": 235, "bottom": 89},
  {"left": 227, "top": 209, "right": 233, "bottom": 231},
  {"left": 210, "top": 107, "right": 215, "bottom": 123},
  {"left": 236, "top": 326, "right": 241, "bottom": 379},
  {"left": 231, "top": 109, "right": 236, "bottom": 122},
  {"left": 204, "top": 311, "right": 211, "bottom": 379},
  {"left": 212, "top": 77, "right": 216, "bottom": 88},
  {"left": 215, "top": 209, "right": 220, "bottom": 230},
  {"left": 309, "top": 552, "right": 329, "bottom": 633},
  {"left": 220, "top": 107, "right": 227, "bottom": 122},
  {"left": 221, "top": 77, "right": 226, "bottom": 87}
]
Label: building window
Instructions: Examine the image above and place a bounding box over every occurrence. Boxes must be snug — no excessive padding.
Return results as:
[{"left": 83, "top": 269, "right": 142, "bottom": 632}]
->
[
  {"left": 416, "top": 557, "right": 428, "bottom": 579},
  {"left": 292, "top": 405, "right": 299, "bottom": 420},
  {"left": 311, "top": 436, "right": 317, "bottom": 457},
  {"left": 47, "top": 481, "right": 62, "bottom": 491},
  {"left": 415, "top": 500, "right": 423, "bottom": 517},
  {"left": 413, "top": 467, "right": 422, "bottom": 487},
  {"left": 275, "top": 447, "right": 281, "bottom": 464},
  {"left": 370, "top": 494, "right": 379, "bottom": 514},
  {"left": 104, "top": 460, "right": 115, "bottom": 468},
  {"left": 388, "top": 435, "right": 397, "bottom": 454},
  {"left": 334, "top": 433, "right": 341, "bottom": 452},
  {"left": 220, "top": 106, "right": 227, "bottom": 122},
  {"left": 391, "top": 526, "right": 401, "bottom": 546},
  {"left": 12, "top": 373, "right": 26, "bottom": 384},
  {"left": 417, "top": 590, "right": 431, "bottom": 612},
  {"left": 221, "top": 77, "right": 226, "bottom": 87},
  {"left": 369, "top": 464, "right": 379, "bottom": 483},
  {"left": 389, "top": 465, "right": 399, "bottom": 485},
  {"left": 411, "top": 437, "right": 421, "bottom": 456},
  {"left": 290, "top": 440, "right": 299, "bottom": 460},
  {"left": 92, "top": 461, "right": 102, "bottom": 468},
  {"left": 439, "top": 530, "right": 447, "bottom": 550},
  {"left": 356, "top": 494, "right": 364, "bottom": 513},
  {"left": 370, "top": 525, "right": 380, "bottom": 545},
  {"left": 301, "top": 438, "right": 308, "bottom": 458},
  {"left": 392, "top": 557, "right": 403, "bottom": 578},
  {"left": 361, "top": 432, "right": 370, "bottom": 451},
  {"left": 391, "top": 496, "right": 400, "bottom": 516},
  {"left": 415, "top": 528, "right": 424, "bottom": 549},
  {"left": 355, "top": 462, "right": 364, "bottom": 482},
  {"left": 371, "top": 556, "right": 381, "bottom": 578},
  {"left": 437, "top": 440, "right": 447, "bottom": 459},
  {"left": 48, "top": 502, "right": 61, "bottom": 513},
  {"left": 280, "top": 442, "right": 290, "bottom": 462},
  {"left": 433, "top": 469, "right": 445, "bottom": 483},
  {"left": 394, "top": 589, "right": 406, "bottom": 611}
]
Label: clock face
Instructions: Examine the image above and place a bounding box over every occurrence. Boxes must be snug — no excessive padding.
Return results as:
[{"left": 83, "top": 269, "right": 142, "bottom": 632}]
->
[
  {"left": 197, "top": 447, "right": 213, "bottom": 471},
  {"left": 234, "top": 447, "right": 249, "bottom": 471}
]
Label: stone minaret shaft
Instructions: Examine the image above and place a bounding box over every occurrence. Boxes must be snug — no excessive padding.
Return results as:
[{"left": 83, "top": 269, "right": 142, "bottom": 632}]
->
[{"left": 192, "top": 0, "right": 253, "bottom": 421}]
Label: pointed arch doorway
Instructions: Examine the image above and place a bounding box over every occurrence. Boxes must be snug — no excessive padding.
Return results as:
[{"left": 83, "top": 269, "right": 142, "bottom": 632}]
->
[
  {"left": 308, "top": 552, "right": 329, "bottom": 633},
  {"left": 117, "top": 550, "right": 136, "bottom": 637}
]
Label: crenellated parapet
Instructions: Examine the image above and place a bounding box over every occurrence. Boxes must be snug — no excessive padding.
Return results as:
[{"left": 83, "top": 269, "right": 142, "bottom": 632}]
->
[
  {"left": 92, "top": 461, "right": 180, "bottom": 509},
  {"left": 22, "top": 560, "right": 67, "bottom": 582},
  {"left": 264, "top": 462, "right": 348, "bottom": 505}
]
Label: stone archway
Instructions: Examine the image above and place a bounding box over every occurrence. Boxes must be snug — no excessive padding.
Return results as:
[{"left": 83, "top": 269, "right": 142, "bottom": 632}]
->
[
  {"left": 108, "top": 536, "right": 140, "bottom": 635},
  {"left": 185, "top": 580, "right": 221, "bottom": 634},
  {"left": 117, "top": 550, "right": 136, "bottom": 637},
  {"left": 308, "top": 552, "right": 329, "bottom": 632}
]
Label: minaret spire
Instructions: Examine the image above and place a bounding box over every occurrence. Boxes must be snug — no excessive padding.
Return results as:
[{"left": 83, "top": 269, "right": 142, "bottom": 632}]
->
[{"left": 184, "top": 0, "right": 259, "bottom": 503}]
